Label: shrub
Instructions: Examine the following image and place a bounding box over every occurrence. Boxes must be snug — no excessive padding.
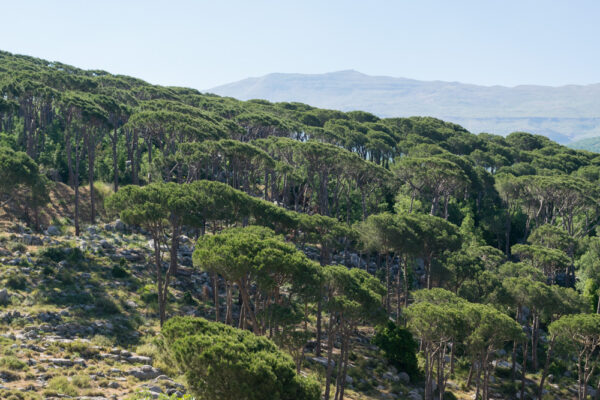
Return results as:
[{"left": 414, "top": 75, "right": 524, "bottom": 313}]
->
[
  {"left": 45, "top": 376, "right": 78, "bottom": 397},
  {"left": 65, "top": 247, "right": 85, "bottom": 265},
  {"left": 94, "top": 296, "right": 121, "bottom": 315},
  {"left": 0, "top": 356, "right": 27, "bottom": 371},
  {"left": 111, "top": 264, "right": 129, "bottom": 278},
  {"left": 372, "top": 321, "right": 419, "bottom": 377},
  {"left": 72, "top": 374, "right": 91, "bottom": 388},
  {"left": 162, "top": 316, "right": 320, "bottom": 400},
  {"left": 5, "top": 271, "right": 27, "bottom": 290},
  {"left": 38, "top": 246, "right": 66, "bottom": 262},
  {"left": 8, "top": 242, "right": 26, "bottom": 253},
  {"left": 181, "top": 291, "right": 197, "bottom": 305},
  {"left": 65, "top": 340, "right": 99, "bottom": 358},
  {"left": 138, "top": 284, "right": 158, "bottom": 304}
]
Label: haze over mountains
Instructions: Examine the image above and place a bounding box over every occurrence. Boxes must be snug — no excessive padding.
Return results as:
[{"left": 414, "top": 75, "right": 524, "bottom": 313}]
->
[{"left": 209, "top": 70, "right": 600, "bottom": 144}]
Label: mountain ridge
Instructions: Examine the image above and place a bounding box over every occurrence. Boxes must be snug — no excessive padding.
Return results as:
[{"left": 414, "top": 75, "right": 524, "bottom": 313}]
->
[{"left": 209, "top": 71, "right": 600, "bottom": 143}]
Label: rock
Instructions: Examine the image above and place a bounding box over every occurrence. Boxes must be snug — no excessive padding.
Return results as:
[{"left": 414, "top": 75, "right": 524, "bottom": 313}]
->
[
  {"left": 398, "top": 371, "right": 410, "bottom": 384},
  {"left": 128, "top": 365, "right": 161, "bottom": 380},
  {"left": 311, "top": 356, "right": 334, "bottom": 368},
  {"left": 383, "top": 371, "right": 399, "bottom": 382},
  {"left": 0, "top": 289, "right": 10, "bottom": 305},
  {"left": 100, "top": 239, "right": 113, "bottom": 249},
  {"left": 46, "top": 226, "right": 61, "bottom": 236},
  {"left": 146, "top": 385, "right": 163, "bottom": 394},
  {"left": 125, "top": 300, "right": 138, "bottom": 309},
  {"left": 127, "top": 355, "right": 152, "bottom": 364},
  {"left": 21, "top": 234, "right": 43, "bottom": 246},
  {"left": 493, "top": 360, "right": 512, "bottom": 369},
  {"left": 407, "top": 389, "right": 422, "bottom": 400},
  {"left": 106, "top": 381, "right": 120, "bottom": 389},
  {"left": 115, "top": 219, "right": 126, "bottom": 232},
  {"left": 49, "top": 358, "right": 75, "bottom": 366}
]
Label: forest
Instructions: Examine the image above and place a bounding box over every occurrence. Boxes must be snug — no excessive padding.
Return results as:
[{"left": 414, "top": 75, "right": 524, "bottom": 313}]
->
[{"left": 2, "top": 49, "right": 600, "bottom": 400}]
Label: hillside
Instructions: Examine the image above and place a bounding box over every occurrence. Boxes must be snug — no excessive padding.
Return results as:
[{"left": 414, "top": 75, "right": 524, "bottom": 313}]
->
[
  {"left": 567, "top": 136, "right": 600, "bottom": 152},
  {"left": 209, "top": 70, "right": 600, "bottom": 143},
  {"left": 2, "top": 49, "right": 600, "bottom": 400}
]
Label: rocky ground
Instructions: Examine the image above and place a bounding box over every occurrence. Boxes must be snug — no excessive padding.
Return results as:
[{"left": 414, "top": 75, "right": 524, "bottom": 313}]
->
[{"left": 0, "top": 220, "right": 580, "bottom": 400}]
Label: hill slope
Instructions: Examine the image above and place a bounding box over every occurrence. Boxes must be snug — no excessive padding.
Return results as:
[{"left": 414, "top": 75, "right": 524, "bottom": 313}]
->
[{"left": 210, "top": 70, "right": 600, "bottom": 143}]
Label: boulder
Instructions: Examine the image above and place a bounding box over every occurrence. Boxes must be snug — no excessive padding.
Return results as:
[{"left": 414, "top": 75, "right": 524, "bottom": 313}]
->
[
  {"left": 407, "top": 390, "right": 422, "bottom": 400},
  {"left": 127, "top": 355, "right": 152, "bottom": 364},
  {"left": 114, "top": 219, "right": 126, "bottom": 232},
  {"left": 46, "top": 226, "right": 61, "bottom": 236},
  {"left": 398, "top": 371, "right": 410, "bottom": 384},
  {"left": 128, "top": 365, "right": 161, "bottom": 380},
  {"left": 0, "top": 289, "right": 10, "bottom": 305}
]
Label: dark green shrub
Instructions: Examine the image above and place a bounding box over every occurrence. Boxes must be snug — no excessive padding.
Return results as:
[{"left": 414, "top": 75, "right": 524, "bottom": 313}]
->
[
  {"left": 8, "top": 242, "right": 26, "bottom": 253},
  {"left": 5, "top": 271, "right": 27, "bottom": 290},
  {"left": 138, "top": 284, "right": 158, "bottom": 304},
  {"left": 372, "top": 321, "right": 419, "bottom": 377},
  {"left": 181, "top": 291, "right": 197, "bottom": 305},
  {"left": 111, "top": 264, "right": 129, "bottom": 278},
  {"left": 66, "top": 247, "right": 84, "bottom": 264},
  {"left": 38, "top": 246, "right": 66, "bottom": 262},
  {"left": 94, "top": 296, "right": 121, "bottom": 315},
  {"left": 162, "top": 316, "right": 320, "bottom": 400},
  {"left": 0, "top": 356, "right": 27, "bottom": 371}
]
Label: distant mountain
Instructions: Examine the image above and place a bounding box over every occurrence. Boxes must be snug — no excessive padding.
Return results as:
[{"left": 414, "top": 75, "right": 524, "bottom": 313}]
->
[
  {"left": 209, "top": 70, "right": 600, "bottom": 143},
  {"left": 567, "top": 136, "right": 600, "bottom": 152}
]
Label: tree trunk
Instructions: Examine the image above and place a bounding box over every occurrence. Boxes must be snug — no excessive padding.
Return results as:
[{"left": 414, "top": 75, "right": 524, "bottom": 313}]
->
[
  {"left": 316, "top": 296, "right": 323, "bottom": 357},
  {"left": 85, "top": 128, "right": 97, "bottom": 224},
  {"left": 520, "top": 340, "right": 528, "bottom": 400},
  {"left": 385, "top": 253, "right": 390, "bottom": 314},
  {"left": 213, "top": 273, "right": 220, "bottom": 322},
  {"left": 324, "top": 313, "right": 336, "bottom": 400},
  {"left": 153, "top": 235, "right": 166, "bottom": 326},
  {"left": 538, "top": 335, "right": 556, "bottom": 400},
  {"left": 112, "top": 126, "right": 119, "bottom": 192}
]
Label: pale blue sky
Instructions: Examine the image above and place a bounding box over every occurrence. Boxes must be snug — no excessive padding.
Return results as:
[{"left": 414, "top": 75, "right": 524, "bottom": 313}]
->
[{"left": 1, "top": 0, "right": 598, "bottom": 89}]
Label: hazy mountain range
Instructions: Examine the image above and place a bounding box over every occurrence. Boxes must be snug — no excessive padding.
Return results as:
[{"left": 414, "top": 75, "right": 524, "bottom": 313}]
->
[{"left": 209, "top": 70, "right": 600, "bottom": 145}]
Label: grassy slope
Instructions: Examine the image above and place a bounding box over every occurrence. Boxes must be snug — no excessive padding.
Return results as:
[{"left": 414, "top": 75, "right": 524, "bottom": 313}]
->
[{"left": 0, "top": 199, "right": 578, "bottom": 400}]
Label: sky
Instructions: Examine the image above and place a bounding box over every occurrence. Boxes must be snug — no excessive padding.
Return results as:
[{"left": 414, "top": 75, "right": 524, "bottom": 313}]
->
[{"left": 1, "top": 0, "right": 599, "bottom": 89}]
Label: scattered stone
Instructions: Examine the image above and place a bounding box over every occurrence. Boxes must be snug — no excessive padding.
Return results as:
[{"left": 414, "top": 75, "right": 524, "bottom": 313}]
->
[
  {"left": 0, "top": 289, "right": 11, "bottom": 305},
  {"left": 310, "top": 356, "right": 334, "bottom": 368},
  {"left": 128, "top": 355, "right": 152, "bottom": 364},
  {"left": 383, "top": 371, "right": 399, "bottom": 382},
  {"left": 407, "top": 389, "right": 423, "bottom": 400},
  {"left": 125, "top": 300, "right": 138, "bottom": 309},
  {"left": 128, "top": 365, "right": 161, "bottom": 380},
  {"left": 398, "top": 371, "right": 410, "bottom": 384},
  {"left": 46, "top": 226, "right": 61, "bottom": 236},
  {"left": 115, "top": 219, "right": 126, "bottom": 232}
]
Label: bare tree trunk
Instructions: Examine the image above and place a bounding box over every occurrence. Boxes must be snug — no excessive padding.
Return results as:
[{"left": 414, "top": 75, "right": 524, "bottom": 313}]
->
[
  {"left": 316, "top": 296, "right": 323, "bottom": 357},
  {"left": 385, "top": 253, "right": 390, "bottom": 314},
  {"left": 520, "top": 340, "right": 528, "bottom": 400},
  {"left": 538, "top": 335, "right": 556, "bottom": 399},
  {"left": 213, "top": 273, "right": 220, "bottom": 322},
  {"left": 324, "top": 314, "right": 336, "bottom": 400},
  {"left": 112, "top": 126, "right": 119, "bottom": 192}
]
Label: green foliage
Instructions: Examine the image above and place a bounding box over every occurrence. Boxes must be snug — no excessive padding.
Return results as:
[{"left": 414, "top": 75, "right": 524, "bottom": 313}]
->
[
  {"left": 45, "top": 376, "right": 78, "bottom": 397},
  {"left": 0, "top": 356, "right": 27, "bottom": 371},
  {"left": 372, "top": 321, "right": 418, "bottom": 376},
  {"left": 111, "top": 263, "right": 129, "bottom": 278},
  {"left": 161, "top": 316, "right": 320, "bottom": 400}
]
